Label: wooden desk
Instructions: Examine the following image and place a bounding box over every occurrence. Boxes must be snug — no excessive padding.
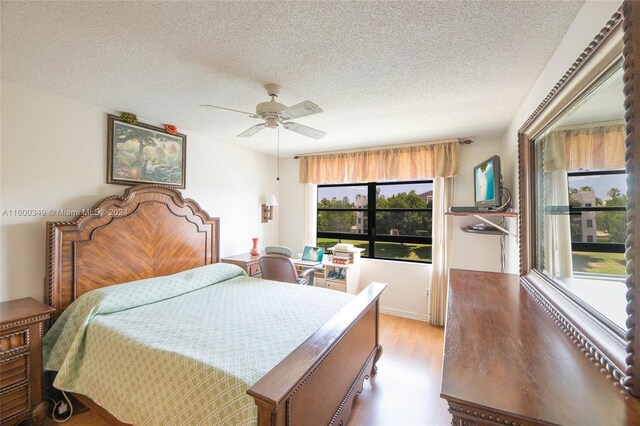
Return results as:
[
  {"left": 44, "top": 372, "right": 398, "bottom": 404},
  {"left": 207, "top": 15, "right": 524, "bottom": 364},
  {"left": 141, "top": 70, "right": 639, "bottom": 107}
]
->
[{"left": 441, "top": 269, "right": 640, "bottom": 425}]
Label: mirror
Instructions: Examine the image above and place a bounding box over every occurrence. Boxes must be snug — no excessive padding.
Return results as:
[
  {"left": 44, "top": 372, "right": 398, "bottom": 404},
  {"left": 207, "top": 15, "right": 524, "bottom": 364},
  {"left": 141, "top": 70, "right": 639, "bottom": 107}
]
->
[
  {"left": 532, "top": 65, "right": 626, "bottom": 333},
  {"left": 518, "top": 3, "right": 640, "bottom": 395}
]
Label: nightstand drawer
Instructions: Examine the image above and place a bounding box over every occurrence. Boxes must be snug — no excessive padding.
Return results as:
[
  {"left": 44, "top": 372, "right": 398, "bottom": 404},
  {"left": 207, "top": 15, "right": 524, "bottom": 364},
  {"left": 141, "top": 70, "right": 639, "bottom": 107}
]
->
[
  {"left": 247, "top": 264, "right": 262, "bottom": 277},
  {"left": 1, "top": 297, "right": 55, "bottom": 425},
  {"left": 0, "top": 354, "right": 28, "bottom": 388},
  {"left": 0, "top": 383, "right": 29, "bottom": 423},
  {"left": 0, "top": 329, "right": 28, "bottom": 353}
]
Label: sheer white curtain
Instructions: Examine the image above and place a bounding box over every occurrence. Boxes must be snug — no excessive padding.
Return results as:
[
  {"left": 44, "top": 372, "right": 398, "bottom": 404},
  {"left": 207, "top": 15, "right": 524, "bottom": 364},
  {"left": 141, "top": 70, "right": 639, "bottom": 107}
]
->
[
  {"left": 429, "top": 177, "right": 454, "bottom": 326},
  {"left": 303, "top": 184, "right": 317, "bottom": 246},
  {"left": 543, "top": 132, "right": 573, "bottom": 278}
]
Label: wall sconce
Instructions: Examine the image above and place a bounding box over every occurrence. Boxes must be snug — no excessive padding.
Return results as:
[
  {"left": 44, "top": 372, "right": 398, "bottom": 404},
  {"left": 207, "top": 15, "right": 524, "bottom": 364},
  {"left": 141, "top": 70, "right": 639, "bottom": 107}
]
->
[{"left": 262, "top": 194, "right": 278, "bottom": 223}]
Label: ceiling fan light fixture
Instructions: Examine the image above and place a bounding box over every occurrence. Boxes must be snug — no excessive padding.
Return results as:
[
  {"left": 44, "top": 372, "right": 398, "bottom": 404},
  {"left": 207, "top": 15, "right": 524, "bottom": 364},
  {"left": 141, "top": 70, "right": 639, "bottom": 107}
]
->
[
  {"left": 265, "top": 117, "right": 278, "bottom": 128},
  {"left": 256, "top": 100, "right": 286, "bottom": 118},
  {"left": 202, "top": 83, "right": 326, "bottom": 139}
]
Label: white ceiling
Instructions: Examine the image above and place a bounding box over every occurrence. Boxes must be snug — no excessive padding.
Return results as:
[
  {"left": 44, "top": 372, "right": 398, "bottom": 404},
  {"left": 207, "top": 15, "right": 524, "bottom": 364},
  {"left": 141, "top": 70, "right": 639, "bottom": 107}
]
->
[
  {"left": 560, "top": 66, "right": 624, "bottom": 127},
  {"left": 1, "top": 1, "right": 584, "bottom": 157}
]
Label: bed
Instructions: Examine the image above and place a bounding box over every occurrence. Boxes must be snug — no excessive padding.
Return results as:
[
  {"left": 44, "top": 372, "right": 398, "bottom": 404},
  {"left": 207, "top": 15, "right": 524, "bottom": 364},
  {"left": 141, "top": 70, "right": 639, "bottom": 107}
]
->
[{"left": 44, "top": 184, "right": 386, "bottom": 425}]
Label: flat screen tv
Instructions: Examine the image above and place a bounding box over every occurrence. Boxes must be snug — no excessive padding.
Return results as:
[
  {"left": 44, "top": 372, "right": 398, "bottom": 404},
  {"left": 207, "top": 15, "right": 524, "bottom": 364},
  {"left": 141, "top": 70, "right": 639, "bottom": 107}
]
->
[{"left": 474, "top": 155, "right": 502, "bottom": 210}]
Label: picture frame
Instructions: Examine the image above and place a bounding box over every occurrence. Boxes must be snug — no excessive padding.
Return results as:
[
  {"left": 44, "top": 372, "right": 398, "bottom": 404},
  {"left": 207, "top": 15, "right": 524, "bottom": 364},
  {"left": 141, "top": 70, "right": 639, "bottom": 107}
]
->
[{"left": 107, "top": 114, "right": 186, "bottom": 188}]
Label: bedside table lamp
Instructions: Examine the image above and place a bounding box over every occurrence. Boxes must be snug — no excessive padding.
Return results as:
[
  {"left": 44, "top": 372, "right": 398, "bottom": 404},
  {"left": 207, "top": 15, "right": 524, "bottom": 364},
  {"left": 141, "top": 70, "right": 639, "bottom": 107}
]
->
[{"left": 262, "top": 194, "right": 278, "bottom": 223}]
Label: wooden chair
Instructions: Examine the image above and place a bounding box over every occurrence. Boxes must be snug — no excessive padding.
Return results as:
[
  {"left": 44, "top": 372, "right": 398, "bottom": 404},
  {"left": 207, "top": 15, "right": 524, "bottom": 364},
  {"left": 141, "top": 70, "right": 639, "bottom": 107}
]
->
[{"left": 259, "top": 246, "right": 315, "bottom": 286}]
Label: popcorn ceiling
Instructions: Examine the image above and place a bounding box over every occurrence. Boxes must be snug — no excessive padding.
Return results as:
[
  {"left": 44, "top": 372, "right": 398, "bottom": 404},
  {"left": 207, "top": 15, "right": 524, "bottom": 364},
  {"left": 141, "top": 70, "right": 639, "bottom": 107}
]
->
[{"left": 1, "top": 1, "right": 584, "bottom": 156}]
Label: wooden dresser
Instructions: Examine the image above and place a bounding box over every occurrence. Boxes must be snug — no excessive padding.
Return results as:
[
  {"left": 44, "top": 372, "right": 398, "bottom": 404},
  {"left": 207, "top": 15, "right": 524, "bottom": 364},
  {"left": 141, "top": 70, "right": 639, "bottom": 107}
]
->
[
  {"left": 221, "top": 252, "right": 263, "bottom": 278},
  {"left": 441, "top": 269, "right": 640, "bottom": 425},
  {"left": 0, "top": 298, "right": 54, "bottom": 425}
]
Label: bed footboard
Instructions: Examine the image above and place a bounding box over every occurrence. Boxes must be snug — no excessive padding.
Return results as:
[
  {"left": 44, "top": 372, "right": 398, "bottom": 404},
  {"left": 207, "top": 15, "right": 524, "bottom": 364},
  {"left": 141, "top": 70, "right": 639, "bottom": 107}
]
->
[{"left": 247, "top": 282, "right": 387, "bottom": 426}]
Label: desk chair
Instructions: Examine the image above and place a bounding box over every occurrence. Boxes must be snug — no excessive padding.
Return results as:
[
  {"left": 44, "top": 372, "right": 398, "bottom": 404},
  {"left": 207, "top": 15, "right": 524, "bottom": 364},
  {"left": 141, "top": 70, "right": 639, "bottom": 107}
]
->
[{"left": 260, "top": 246, "right": 315, "bottom": 286}]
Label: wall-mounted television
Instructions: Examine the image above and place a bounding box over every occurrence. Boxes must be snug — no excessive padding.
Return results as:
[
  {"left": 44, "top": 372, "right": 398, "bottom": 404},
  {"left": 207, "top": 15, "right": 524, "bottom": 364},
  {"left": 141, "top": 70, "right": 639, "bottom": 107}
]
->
[{"left": 474, "top": 155, "right": 502, "bottom": 210}]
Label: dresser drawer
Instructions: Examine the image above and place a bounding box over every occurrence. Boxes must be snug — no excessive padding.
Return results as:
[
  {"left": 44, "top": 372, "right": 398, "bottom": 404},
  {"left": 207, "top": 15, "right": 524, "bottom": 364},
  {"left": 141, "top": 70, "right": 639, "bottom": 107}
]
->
[
  {"left": 0, "top": 354, "right": 28, "bottom": 388},
  {"left": 0, "top": 383, "right": 29, "bottom": 423}
]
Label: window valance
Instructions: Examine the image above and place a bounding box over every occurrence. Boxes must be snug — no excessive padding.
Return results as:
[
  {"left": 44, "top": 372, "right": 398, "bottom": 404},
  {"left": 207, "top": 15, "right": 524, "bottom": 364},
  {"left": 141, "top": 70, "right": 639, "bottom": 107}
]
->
[
  {"left": 299, "top": 141, "right": 459, "bottom": 184},
  {"left": 543, "top": 123, "right": 625, "bottom": 172}
]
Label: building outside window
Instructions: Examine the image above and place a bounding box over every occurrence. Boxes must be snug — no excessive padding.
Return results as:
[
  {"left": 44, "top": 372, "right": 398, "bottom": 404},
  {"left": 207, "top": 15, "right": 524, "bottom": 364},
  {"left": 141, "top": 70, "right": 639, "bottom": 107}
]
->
[
  {"left": 568, "top": 169, "right": 626, "bottom": 275},
  {"left": 317, "top": 180, "right": 433, "bottom": 263}
]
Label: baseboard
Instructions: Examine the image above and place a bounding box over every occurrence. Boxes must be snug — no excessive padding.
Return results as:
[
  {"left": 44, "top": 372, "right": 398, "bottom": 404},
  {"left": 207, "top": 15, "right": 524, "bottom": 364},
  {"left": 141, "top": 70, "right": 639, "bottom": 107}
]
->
[{"left": 380, "top": 306, "right": 428, "bottom": 322}]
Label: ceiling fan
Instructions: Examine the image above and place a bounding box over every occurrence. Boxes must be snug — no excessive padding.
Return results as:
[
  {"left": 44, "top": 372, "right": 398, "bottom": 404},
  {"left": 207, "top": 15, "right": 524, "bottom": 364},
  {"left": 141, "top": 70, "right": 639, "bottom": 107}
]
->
[{"left": 201, "top": 84, "right": 326, "bottom": 139}]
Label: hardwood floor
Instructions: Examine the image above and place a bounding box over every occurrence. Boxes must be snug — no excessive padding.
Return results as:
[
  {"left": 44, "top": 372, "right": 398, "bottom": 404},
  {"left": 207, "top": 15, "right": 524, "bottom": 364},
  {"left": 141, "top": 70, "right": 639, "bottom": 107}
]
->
[
  {"left": 45, "top": 314, "right": 450, "bottom": 426},
  {"left": 347, "top": 314, "right": 451, "bottom": 426}
]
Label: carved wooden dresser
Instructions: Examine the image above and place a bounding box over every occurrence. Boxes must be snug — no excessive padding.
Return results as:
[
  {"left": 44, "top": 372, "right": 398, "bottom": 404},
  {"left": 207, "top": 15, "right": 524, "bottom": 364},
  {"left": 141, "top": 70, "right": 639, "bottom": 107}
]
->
[{"left": 440, "top": 269, "right": 640, "bottom": 425}]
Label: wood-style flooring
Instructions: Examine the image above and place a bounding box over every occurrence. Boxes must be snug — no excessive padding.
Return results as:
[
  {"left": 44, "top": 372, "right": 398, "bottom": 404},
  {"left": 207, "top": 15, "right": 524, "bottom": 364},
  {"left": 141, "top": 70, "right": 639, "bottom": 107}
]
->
[{"left": 45, "top": 314, "right": 450, "bottom": 426}]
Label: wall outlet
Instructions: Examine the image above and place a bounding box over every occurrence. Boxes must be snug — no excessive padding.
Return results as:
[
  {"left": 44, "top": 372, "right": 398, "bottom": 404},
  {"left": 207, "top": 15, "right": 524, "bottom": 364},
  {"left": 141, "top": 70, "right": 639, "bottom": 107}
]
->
[{"left": 424, "top": 288, "right": 429, "bottom": 297}]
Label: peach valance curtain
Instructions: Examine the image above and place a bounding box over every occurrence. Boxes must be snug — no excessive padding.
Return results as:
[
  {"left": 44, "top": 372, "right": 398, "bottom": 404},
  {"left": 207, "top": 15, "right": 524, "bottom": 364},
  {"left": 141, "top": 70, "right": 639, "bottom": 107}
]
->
[
  {"left": 544, "top": 124, "right": 625, "bottom": 172},
  {"left": 299, "top": 141, "right": 459, "bottom": 184}
]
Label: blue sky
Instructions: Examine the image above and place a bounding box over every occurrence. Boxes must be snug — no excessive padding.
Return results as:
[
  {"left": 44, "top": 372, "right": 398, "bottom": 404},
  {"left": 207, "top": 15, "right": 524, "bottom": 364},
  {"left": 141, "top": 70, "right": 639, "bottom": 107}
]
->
[
  {"left": 318, "top": 182, "right": 433, "bottom": 203},
  {"left": 568, "top": 174, "right": 627, "bottom": 200}
]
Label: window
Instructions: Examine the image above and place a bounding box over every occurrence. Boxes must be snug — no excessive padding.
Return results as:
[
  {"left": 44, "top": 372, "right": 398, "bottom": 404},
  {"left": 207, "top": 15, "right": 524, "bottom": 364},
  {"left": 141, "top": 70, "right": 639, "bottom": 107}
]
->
[
  {"left": 568, "top": 169, "right": 626, "bottom": 276},
  {"left": 317, "top": 180, "right": 433, "bottom": 263}
]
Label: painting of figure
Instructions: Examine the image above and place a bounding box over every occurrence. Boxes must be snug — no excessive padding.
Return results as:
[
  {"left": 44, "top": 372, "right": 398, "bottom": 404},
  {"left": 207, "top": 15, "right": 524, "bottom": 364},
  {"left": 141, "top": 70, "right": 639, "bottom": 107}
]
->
[{"left": 107, "top": 115, "right": 186, "bottom": 188}]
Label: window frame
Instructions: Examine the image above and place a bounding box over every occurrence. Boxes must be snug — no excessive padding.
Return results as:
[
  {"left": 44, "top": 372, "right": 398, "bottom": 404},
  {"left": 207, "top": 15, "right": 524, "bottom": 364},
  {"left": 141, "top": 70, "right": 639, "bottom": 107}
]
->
[
  {"left": 567, "top": 169, "right": 626, "bottom": 254},
  {"left": 316, "top": 180, "right": 433, "bottom": 264}
]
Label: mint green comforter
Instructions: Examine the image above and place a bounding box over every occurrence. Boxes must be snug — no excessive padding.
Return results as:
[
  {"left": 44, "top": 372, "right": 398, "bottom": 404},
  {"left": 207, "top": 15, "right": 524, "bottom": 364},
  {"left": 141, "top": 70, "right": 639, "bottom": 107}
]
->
[{"left": 44, "top": 263, "right": 354, "bottom": 425}]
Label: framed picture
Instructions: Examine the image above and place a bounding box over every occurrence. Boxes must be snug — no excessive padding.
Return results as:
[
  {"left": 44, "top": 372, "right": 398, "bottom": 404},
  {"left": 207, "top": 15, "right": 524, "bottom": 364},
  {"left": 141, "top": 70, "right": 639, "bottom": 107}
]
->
[{"left": 107, "top": 114, "right": 186, "bottom": 188}]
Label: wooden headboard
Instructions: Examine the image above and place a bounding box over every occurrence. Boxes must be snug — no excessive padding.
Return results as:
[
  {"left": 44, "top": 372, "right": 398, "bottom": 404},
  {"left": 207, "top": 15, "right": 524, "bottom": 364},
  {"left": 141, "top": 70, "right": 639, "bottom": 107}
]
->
[{"left": 46, "top": 184, "right": 219, "bottom": 319}]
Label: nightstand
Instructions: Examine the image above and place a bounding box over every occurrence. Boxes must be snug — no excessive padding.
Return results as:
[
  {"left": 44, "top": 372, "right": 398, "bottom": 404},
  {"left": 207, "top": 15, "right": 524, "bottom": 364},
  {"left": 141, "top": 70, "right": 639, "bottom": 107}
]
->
[
  {"left": 0, "top": 298, "right": 54, "bottom": 425},
  {"left": 221, "top": 252, "right": 263, "bottom": 278}
]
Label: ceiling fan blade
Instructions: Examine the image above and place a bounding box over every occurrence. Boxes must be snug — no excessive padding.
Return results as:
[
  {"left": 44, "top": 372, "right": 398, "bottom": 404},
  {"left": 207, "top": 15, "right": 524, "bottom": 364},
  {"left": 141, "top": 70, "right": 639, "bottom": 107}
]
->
[
  {"left": 280, "top": 101, "right": 323, "bottom": 120},
  {"left": 238, "top": 123, "right": 267, "bottom": 137},
  {"left": 282, "top": 121, "right": 326, "bottom": 139},
  {"left": 200, "top": 104, "right": 258, "bottom": 118}
]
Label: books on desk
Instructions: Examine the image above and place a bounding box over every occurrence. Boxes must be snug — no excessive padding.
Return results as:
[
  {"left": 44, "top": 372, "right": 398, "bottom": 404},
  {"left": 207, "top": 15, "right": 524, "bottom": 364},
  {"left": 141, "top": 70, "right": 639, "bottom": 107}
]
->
[
  {"left": 332, "top": 250, "right": 352, "bottom": 265},
  {"left": 330, "top": 244, "right": 367, "bottom": 265}
]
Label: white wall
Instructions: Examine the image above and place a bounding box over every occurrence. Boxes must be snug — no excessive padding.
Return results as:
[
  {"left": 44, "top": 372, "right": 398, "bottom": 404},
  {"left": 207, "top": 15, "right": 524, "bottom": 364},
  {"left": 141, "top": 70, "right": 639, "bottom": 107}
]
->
[
  {"left": 450, "top": 136, "right": 517, "bottom": 273},
  {"left": 277, "top": 135, "right": 516, "bottom": 321},
  {"left": 0, "top": 79, "right": 278, "bottom": 302},
  {"left": 501, "top": 0, "right": 622, "bottom": 272},
  {"left": 278, "top": 158, "right": 306, "bottom": 251}
]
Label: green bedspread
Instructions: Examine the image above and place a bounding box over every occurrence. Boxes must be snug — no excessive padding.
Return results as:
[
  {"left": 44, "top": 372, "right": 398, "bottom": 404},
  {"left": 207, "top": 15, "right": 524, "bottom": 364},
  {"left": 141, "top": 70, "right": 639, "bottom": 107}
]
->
[{"left": 44, "top": 263, "right": 354, "bottom": 425}]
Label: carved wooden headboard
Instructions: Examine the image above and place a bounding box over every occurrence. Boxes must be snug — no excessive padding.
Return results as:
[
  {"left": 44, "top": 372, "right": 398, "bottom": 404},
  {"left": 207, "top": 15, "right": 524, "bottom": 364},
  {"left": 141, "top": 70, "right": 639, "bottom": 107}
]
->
[{"left": 46, "top": 184, "right": 220, "bottom": 319}]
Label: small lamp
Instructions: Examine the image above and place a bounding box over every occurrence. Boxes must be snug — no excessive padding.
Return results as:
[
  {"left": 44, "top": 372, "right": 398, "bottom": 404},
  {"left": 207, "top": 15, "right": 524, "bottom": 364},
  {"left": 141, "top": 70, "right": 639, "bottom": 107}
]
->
[{"left": 262, "top": 194, "right": 278, "bottom": 223}]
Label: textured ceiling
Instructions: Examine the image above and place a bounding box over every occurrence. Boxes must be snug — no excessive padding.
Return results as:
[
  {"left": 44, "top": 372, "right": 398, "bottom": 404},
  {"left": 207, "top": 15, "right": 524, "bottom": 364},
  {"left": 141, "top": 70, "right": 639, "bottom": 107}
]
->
[
  {"left": 560, "top": 66, "right": 624, "bottom": 127},
  {"left": 1, "top": 1, "right": 584, "bottom": 157}
]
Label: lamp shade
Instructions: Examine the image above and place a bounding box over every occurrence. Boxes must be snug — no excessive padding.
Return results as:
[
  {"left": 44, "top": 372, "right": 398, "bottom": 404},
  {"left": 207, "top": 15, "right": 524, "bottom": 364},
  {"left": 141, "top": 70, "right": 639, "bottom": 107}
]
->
[{"left": 265, "top": 194, "right": 278, "bottom": 207}]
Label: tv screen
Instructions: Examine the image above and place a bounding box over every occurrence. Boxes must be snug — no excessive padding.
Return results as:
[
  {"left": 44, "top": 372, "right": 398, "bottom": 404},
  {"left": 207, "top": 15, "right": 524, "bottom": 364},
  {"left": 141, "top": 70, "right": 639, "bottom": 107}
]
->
[{"left": 474, "top": 155, "right": 501, "bottom": 209}]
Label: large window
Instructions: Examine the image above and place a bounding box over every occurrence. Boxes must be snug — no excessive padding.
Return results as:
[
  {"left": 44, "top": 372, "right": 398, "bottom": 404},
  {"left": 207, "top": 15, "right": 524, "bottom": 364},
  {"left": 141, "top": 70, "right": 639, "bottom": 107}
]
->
[
  {"left": 568, "top": 169, "right": 627, "bottom": 276},
  {"left": 317, "top": 180, "right": 433, "bottom": 263}
]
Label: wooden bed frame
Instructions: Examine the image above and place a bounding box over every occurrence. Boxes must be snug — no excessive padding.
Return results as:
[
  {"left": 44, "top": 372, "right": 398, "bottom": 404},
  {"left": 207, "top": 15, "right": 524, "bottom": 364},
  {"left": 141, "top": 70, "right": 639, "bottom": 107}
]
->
[{"left": 45, "top": 184, "right": 385, "bottom": 426}]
